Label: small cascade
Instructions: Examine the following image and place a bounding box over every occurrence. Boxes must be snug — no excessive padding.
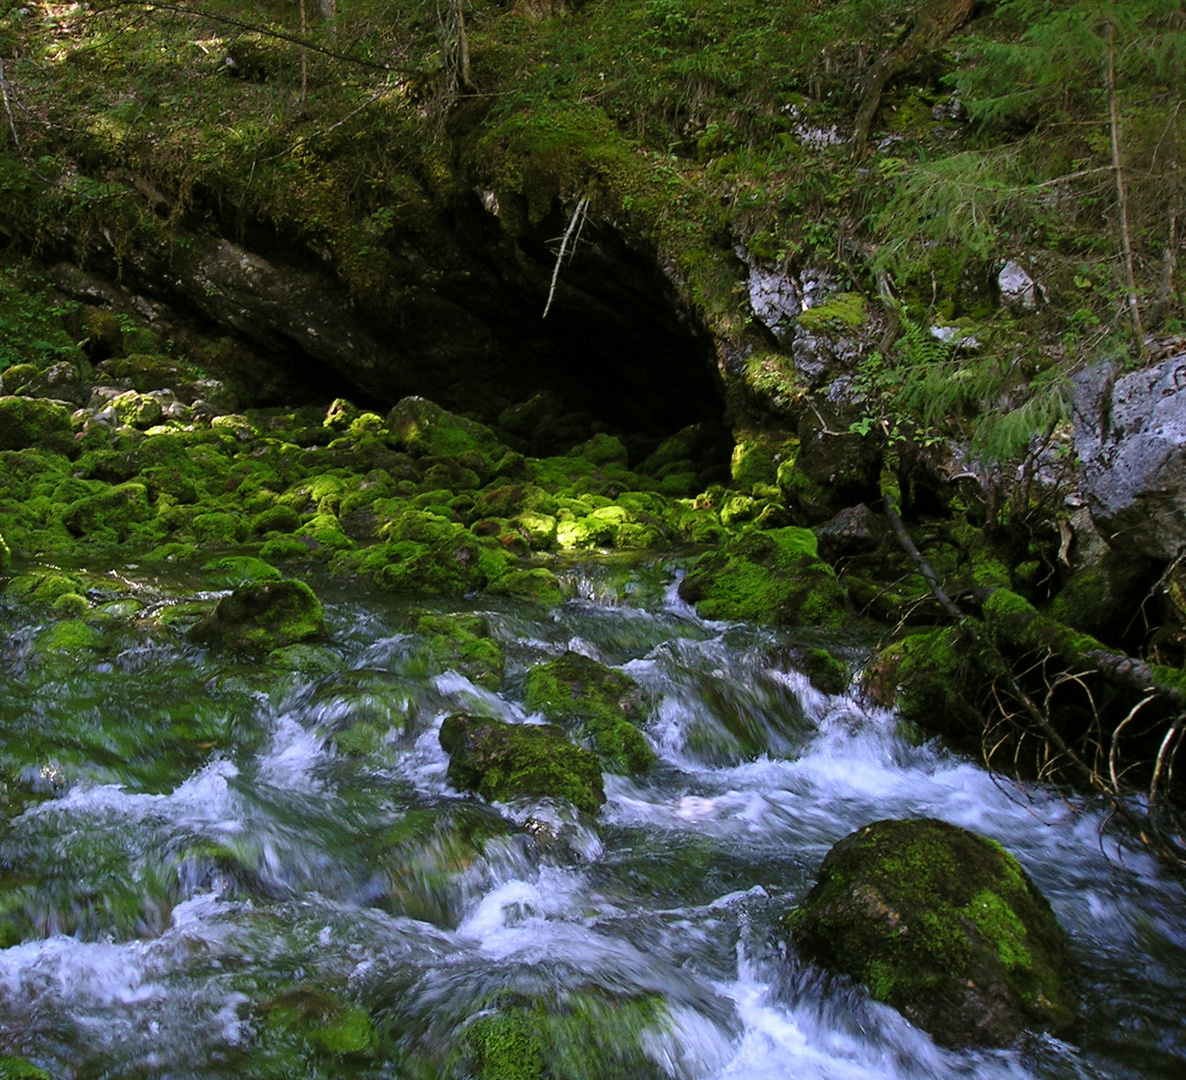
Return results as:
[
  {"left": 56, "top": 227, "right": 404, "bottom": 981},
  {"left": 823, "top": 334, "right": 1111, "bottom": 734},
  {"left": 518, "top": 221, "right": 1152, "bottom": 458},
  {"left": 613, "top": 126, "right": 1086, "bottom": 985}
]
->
[{"left": 0, "top": 559, "right": 1182, "bottom": 1079}]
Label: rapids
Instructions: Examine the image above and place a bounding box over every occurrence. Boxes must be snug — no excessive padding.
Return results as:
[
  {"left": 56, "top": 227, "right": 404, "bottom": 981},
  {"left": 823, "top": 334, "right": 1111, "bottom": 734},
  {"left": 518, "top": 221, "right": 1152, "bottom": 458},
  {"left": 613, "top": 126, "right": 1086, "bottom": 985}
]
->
[{"left": 0, "top": 555, "right": 1182, "bottom": 1079}]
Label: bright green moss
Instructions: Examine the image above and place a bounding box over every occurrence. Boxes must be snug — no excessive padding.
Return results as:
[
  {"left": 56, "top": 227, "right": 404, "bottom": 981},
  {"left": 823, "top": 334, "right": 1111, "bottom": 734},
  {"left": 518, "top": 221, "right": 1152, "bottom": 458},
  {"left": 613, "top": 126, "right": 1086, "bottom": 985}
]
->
[
  {"left": 38, "top": 617, "right": 103, "bottom": 652},
  {"left": 0, "top": 1056, "right": 51, "bottom": 1080},
  {"left": 466, "top": 1009, "right": 544, "bottom": 1080},
  {"left": 524, "top": 652, "right": 654, "bottom": 775},
  {"left": 202, "top": 555, "right": 283, "bottom": 589},
  {"left": 796, "top": 292, "right": 867, "bottom": 333},
  {"left": 415, "top": 613, "right": 506, "bottom": 690},
  {"left": 679, "top": 526, "right": 847, "bottom": 627},
  {"left": 486, "top": 567, "right": 564, "bottom": 608}
]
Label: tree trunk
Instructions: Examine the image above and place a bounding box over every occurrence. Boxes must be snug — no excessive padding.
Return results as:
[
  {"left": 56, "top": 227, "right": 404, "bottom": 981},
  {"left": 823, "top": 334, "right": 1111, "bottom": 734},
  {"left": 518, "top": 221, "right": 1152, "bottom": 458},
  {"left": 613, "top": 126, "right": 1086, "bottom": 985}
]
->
[
  {"left": 1106, "top": 18, "right": 1147, "bottom": 357},
  {"left": 850, "top": 0, "right": 977, "bottom": 159}
]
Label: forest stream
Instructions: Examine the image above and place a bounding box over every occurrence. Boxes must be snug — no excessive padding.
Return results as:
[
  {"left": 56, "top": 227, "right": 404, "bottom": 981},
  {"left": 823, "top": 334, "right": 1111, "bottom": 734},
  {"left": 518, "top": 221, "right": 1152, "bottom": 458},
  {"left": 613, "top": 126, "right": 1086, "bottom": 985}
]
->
[{"left": 0, "top": 553, "right": 1182, "bottom": 1080}]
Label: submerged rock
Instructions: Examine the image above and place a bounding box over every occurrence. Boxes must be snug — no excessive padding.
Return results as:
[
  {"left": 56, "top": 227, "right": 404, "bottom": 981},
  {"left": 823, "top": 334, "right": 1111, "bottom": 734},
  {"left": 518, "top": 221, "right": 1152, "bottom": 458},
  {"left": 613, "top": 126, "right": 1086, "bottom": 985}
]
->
[
  {"left": 784, "top": 817, "right": 1076, "bottom": 1047},
  {"left": 439, "top": 714, "right": 605, "bottom": 814},
  {"left": 188, "top": 579, "right": 324, "bottom": 654},
  {"left": 524, "top": 651, "right": 655, "bottom": 774}
]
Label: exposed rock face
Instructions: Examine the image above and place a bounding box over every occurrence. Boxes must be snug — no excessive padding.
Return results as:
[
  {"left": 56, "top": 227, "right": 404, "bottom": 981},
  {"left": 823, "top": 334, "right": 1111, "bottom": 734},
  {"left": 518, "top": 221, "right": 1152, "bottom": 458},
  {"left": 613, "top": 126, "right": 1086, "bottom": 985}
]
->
[
  {"left": 38, "top": 192, "right": 724, "bottom": 447},
  {"left": 784, "top": 817, "right": 1076, "bottom": 1047},
  {"left": 1073, "top": 355, "right": 1186, "bottom": 561},
  {"left": 438, "top": 714, "right": 605, "bottom": 814}
]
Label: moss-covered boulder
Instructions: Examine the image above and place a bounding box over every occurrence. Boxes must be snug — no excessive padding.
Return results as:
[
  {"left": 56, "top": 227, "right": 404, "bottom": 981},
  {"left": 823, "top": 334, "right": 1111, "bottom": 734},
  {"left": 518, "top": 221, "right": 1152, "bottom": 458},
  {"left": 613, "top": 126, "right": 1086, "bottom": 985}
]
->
[
  {"left": 439, "top": 714, "right": 605, "bottom": 814},
  {"left": 61, "top": 481, "right": 155, "bottom": 543},
  {"left": 201, "top": 555, "right": 284, "bottom": 589},
  {"left": 188, "top": 579, "right": 324, "bottom": 654},
  {"left": 486, "top": 566, "right": 564, "bottom": 607},
  {"left": 784, "top": 817, "right": 1076, "bottom": 1047},
  {"left": 387, "top": 396, "right": 512, "bottom": 479},
  {"left": 415, "top": 612, "right": 505, "bottom": 690},
  {"left": 678, "top": 526, "right": 849, "bottom": 626},
  {"left": 524, "top": 652, "right": 655, "bottom": 775},
  {"left": 0, "top": 395, "right": 75, "bottom": 455}
]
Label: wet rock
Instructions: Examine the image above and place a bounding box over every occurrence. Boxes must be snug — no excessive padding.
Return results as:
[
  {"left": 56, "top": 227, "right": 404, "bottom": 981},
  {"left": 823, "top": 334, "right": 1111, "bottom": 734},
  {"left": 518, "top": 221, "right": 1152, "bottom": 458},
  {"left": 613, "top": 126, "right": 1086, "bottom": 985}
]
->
[
  {"left": 524, "top": 651, "right": 654, "bottom": 775},
  {"left": 439, "top": 714, "right": 605, "bottom": 814},
  {"left": 784, "top": 817, "right": 1075, "bottom": 1047},
  {"left": 1073, "top": 355, "right": 1186, "bottom": 561},
  {"left": 188, "top": 579, "right": 325, "bottom": 654},
  {"left": 678, "top": 526, "right": 849, "bottom": 626}
]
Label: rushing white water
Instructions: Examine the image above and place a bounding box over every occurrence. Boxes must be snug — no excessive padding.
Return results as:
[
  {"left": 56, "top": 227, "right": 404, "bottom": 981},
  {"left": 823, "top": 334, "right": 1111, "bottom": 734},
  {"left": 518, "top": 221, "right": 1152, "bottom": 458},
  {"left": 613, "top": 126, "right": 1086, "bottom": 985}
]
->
[{"left": 0, "top": 560, "right": 1182, "bottom": 1079}]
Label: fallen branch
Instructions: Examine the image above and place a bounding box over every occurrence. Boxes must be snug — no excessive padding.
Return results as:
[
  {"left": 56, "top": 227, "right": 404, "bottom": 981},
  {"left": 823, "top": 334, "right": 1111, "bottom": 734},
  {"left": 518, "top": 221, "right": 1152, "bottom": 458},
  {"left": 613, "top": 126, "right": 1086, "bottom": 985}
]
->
[
  {"left": 879, "top": 477, "right": 1186, "bottom": 874},
  {"left": 542, "top": 196, "right": 589, "bottom": 320}
]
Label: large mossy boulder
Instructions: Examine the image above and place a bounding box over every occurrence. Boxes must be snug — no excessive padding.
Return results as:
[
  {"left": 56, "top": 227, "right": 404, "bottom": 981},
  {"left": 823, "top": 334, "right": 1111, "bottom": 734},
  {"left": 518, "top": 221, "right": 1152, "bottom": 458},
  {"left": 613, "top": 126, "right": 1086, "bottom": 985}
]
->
[
  {"left": 387, "top": 396, "right": 513, "bottom": 480},
  {"left": 678, "top": 526, "right": 849, "bottom": 626},
  {"left": 0, "top": 395, "right": 75, "bottom": 455},
  {"left": 784, "top": 818, "right": 1076, "bottom": 1047},
  {"left": 524, "top": 651, "right": 655, "bottom": 775},
  {"left": 188, "top": 578, "right": 325, "bottom": 654},
  {"left": 439, "top": 714, "right": 605, "bottom": 814}
]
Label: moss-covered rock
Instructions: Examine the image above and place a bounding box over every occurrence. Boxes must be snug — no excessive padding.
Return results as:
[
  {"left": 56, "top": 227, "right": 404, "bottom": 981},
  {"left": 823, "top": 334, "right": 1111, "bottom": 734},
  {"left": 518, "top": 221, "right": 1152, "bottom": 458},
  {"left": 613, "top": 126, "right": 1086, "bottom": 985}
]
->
[
  {"left": 801, "top": 646, "right": 849, "bottom": 695},
  {"left": 678, "top": 526, "right": 849, "bottom": 626},
  {"left": 415, "top": 612, "right": 505, "bottom": 690},
  {"left": 487, "top": 567, "right": 565, "bottom": 608},
  {"left": 524, "top": 651, "right": 654, "bottom": 775},
  {"left": 258, "top": 987, "right": 377, "bottom": 1056},
  {"left": 188, "top": 579, "right": 324, "bottom": 654},
  {"left": 864, "top": 625, "right": 985, "bottom": 740},
  {"left": 0, "top": 1056, "right": 51, "bottom": 1080},
  {"left": 730, "top": 429, "right": 798, "bottom": 492},
  {"left": 0, "top": 395, "right": 75, "bottom": 454},
  {"left": 387, "top": 396, "right": 511, "bottom": 479},
  {"left": 439, "top": 714, "right": 605, "bottom": 814},
  {"left": 202, "top": 555, "right": 283, "bottom": 589},
  {"left": 61, "top": 481, "right": 154, "bottom": 544},
  {"left": 784, "top": 817, "right": 1075, "bottom": 1047}
]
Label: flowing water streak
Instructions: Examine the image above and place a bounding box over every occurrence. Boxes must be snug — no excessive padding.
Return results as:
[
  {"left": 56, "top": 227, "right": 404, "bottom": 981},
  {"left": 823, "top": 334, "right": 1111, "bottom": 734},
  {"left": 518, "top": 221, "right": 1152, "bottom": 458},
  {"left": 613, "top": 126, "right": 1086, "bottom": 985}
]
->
[{"left": 0, "top": 560, "right": 1182, "bottom": 1078}]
